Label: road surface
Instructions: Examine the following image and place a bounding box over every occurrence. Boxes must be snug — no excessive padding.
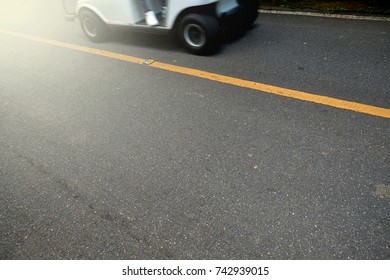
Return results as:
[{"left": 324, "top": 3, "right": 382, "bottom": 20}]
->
[{"left": 0, "top": 0, "right": 389, "bottom": 259}]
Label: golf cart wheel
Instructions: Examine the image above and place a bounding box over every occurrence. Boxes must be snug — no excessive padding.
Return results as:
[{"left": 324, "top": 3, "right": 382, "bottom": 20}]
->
[
  {"left": 79, "top": 10, "right": 107, "bottom": 42},
  {"left": 238, "top": 0, "right": 259, "bottom": 30},
  {"left": 179, "top": 14, "right": 219, "bottom": 55}
]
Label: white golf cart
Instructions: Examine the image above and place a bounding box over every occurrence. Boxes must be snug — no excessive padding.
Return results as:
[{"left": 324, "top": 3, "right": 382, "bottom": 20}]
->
[{"left": 63, "top": 0, "right": 259, "bottom": 54}]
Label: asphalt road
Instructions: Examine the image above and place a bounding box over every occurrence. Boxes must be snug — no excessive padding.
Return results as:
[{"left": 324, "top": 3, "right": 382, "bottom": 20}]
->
[{"left": 0, "top": 1, "right": 389, "bottom": 259}]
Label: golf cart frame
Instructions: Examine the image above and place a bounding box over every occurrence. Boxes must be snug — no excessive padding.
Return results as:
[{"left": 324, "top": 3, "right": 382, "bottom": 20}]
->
[{"left": 64, "top": 0, "right": 259, "bottom": 54}]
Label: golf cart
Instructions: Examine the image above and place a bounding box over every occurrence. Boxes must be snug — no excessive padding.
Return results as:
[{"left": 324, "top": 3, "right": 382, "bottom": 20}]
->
[{"left": 63, "top": 0, "right": 259, "bottom": 54}]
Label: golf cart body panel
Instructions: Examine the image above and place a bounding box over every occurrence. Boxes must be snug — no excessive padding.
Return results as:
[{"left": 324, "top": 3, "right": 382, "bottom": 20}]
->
[{"left": 76, "top": 0, "right": 240, "bottom": 28}]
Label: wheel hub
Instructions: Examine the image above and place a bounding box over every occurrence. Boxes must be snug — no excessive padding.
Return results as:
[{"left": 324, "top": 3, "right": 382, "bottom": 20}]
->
[
  {"left": 184, "top": 24, "right": 206, "bottom": 48},
  {"left": 83, "top": 18, "right": 97, "bottom": 37}
]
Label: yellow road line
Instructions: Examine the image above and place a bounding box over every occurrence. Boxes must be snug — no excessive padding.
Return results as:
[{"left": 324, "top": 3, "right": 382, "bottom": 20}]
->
[
  {"left": 1, "top": 29, "right": 389, "bottom": 119},
  {"left": 0, "top": 29, "right": 145, "bottom": 64},
  {"left": 151, "top": 62, "right": 390, "bottom": 118}
]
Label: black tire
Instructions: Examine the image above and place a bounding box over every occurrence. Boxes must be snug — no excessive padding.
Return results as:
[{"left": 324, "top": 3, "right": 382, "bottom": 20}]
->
[
  {"left": 238, "top": 0, "right": 259, "bottom": 30},
  {"left": 178, "top": 14, "right": 220, "bottom": 55},
  {"left": 79, "top": 10, "right": 108, "bottom": 42}
]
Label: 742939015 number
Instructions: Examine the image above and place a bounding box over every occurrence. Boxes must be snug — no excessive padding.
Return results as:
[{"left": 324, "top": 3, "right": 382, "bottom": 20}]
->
[{"left": 215, "top": 267, "right": 269, "bottom": 276}]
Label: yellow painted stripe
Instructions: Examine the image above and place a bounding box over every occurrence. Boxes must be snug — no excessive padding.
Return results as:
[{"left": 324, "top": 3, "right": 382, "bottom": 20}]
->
[
  {"left": 0, "top": 29, "right": 145, "bottom": 64},
  {"left": 1, "top": 29, "right": 389, "bottom": 119},
  {"left": 151, "top": 61, "right": 390, "bottom": 118}
]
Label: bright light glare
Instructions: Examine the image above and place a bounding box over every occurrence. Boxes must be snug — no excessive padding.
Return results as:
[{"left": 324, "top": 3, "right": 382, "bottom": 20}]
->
[{"left": 0, "top": 0, "right": 73, "bottom": 26}]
